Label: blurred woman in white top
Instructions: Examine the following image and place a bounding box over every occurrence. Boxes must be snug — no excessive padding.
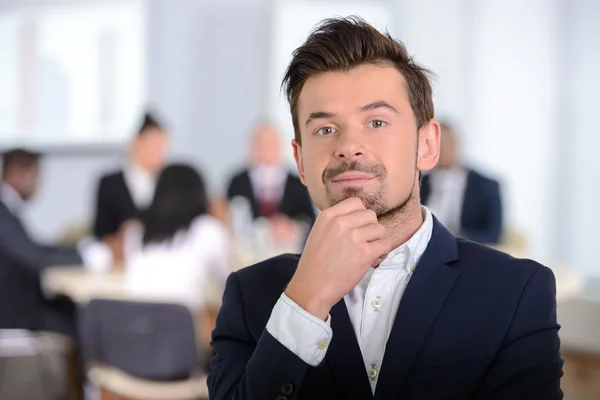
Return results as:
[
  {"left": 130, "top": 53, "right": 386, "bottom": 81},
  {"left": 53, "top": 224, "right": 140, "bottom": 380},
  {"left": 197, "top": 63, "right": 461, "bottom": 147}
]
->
[{"left": 123, "top": 163, "right": 232, "bottom": 310}]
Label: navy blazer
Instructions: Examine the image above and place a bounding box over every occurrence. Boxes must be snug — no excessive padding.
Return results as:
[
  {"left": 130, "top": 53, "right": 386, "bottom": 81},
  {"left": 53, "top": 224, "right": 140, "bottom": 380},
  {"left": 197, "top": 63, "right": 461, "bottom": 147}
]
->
[
  {"left": 208, "top": 219, "right": 562, "bottom": 400},
  {"left": 421, "top": 170, "right": 502, "bottom": 244},
  {"left": 226, "top": 169, "right": 316, "bottom": 227},
  {"left": 93, "top": 170, "right": 138, "bottom": 239}
]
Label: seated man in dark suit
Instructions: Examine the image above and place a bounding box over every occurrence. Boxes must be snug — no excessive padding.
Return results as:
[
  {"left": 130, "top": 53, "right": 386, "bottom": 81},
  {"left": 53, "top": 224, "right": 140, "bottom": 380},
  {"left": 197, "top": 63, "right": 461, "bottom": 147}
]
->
[
  {"left": 208, "top": 17, "right": 562, "bottom": 400},
  {"left": 420, "top": 122, "right": 502, "bottom": 244},
  {"left": 93, "top": 112, "right": 169, "bottom": 240},
  {"left": 226, "top": 122, "right": 316, "bottom": 229},
  {"left": 0, "top": 150, "right": 114, "bottom": 336}
]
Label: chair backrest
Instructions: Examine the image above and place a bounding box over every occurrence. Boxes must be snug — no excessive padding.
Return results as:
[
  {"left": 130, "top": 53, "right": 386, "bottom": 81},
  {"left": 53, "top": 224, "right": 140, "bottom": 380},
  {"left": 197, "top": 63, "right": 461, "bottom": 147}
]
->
[{"left": 79, "top": 299, "right": 199, "bottom": 381}]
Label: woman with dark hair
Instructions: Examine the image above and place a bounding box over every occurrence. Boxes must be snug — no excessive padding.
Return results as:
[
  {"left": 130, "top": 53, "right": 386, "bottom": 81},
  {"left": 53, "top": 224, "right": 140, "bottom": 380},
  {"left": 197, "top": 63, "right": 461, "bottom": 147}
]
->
[{"left": 123, "top": 164, "right": 232, "bottom": 308}]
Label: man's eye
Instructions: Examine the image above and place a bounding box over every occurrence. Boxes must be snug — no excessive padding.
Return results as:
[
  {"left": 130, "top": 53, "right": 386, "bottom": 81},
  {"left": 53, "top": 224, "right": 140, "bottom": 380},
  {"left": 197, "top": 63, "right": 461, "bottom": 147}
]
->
[
  {"left": 316, "top": 127, "right": 336, "bottom": 136},
  {"left": 369, "top": 120, "right": 387, "bottom": 128}
]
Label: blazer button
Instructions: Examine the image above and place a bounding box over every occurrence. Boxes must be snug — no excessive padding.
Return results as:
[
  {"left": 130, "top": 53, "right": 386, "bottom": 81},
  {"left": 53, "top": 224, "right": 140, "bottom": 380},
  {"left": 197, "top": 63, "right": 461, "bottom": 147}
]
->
[
  {"left": 275, "top": 395, "right": 288, "bottom": 400},
  {"left": 281, "top": 382, "right": 294, "bottom": 395}
]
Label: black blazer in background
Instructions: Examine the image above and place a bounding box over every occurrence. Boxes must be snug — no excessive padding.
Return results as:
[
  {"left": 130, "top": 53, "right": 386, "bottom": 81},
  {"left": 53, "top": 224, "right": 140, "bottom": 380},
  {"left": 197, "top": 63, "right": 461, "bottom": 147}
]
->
[
  {"left": 93, "top": 171, "right": 137, "bottom": 239},
  {"left": 208, "top": 219, "right": 562, "bottom": 400},
  {"left": 421, "top": 169, "right": 502, "bottom": 244},
  {"left": 0, "top": 200, "right": 82, "bottom": 330},
  {"left": 226, "top": 169, "right": 316, "bottom": 226}
]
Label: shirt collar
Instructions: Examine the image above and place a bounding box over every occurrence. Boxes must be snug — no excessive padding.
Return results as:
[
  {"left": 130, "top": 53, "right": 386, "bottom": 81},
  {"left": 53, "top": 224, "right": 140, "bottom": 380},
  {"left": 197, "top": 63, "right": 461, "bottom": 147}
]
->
[
  {"left": 378, "top": 206, "right": 434, "bottom": 274},
  {"left": 0, "top": 182, "right": 25, "bottom": 215},
  {"left": 126, "top": 162, "right": 155, "bottom": 182}
]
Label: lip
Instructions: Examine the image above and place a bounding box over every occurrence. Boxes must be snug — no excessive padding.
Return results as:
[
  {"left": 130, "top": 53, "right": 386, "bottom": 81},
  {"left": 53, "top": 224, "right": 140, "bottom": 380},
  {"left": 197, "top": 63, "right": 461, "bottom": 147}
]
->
[{"left": 331, "top": 172, "right": 377, "bottom": 183}]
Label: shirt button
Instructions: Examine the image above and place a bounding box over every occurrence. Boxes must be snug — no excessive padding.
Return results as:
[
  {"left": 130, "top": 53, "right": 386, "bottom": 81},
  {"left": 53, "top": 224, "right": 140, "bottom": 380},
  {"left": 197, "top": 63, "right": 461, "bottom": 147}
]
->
[
  {"left": 281, "top": 382, "right": 293, "bottom": 395},
  {"left": 410, "top": 263, "right": 416, "bottom": 271},
  {"left": 317, "top": 339, "right": 329, "bottom": 350},
  {"left": 367, "top": 366, "right": 379, "bottom": 380},
  {"left": 371, "top": 298, "right": 383, "bottom": 311}
]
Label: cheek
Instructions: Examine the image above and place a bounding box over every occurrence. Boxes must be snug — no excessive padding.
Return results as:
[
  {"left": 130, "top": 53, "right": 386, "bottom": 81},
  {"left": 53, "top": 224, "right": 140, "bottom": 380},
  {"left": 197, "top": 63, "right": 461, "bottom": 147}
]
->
[
  {"left": 380, "top": 141, "right": 418, "bottom": 185},
  {"left": 299, "top": 147, "right": 328, "bottom": 188}
]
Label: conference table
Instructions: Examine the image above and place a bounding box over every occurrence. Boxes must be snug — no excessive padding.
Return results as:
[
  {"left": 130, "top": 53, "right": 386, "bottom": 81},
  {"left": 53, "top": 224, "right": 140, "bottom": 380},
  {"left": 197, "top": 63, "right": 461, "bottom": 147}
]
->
[{"left": 42, "top": 245, "right": 584, "bottom": 305}]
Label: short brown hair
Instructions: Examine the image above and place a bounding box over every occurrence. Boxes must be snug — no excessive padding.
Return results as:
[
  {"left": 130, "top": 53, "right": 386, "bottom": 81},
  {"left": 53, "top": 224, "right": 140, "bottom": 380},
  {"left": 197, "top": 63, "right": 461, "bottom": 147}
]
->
[{"left": 282, "top": 16, "right": 434, "bottom": 144}]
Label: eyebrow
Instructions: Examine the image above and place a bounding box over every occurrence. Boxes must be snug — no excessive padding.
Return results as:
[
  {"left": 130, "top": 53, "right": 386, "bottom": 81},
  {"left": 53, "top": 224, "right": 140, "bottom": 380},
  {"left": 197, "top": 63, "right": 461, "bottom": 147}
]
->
[
  {"left": 305, "top": 111, "right": 336, "bottom": 128},
  {"left": 360, "top": 101, "right": 399, "bottom": 114},
  {"left": 304, "top": 101, "right": 399, "bottom": 128}
]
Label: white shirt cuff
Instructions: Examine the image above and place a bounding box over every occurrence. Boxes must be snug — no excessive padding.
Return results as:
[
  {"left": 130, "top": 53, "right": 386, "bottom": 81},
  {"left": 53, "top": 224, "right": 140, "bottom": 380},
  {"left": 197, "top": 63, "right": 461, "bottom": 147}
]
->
[
  {"left": 266, "top": 293, "right": 333, "bottom": 367},
  {"left": 77, "top": 236, "right": 113, "bottom": 272}
]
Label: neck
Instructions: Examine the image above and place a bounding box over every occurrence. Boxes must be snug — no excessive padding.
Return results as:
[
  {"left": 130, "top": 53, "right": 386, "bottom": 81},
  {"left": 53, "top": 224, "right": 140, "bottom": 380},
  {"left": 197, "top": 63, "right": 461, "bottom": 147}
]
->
[
  {"left": 380, "top": 201, "right": 423, "bottom": 251},
  {"left": 131, "top": 161, "right": 153, "bottom": 176},
  {"left": 377, "top": 175, "right": 424, "bottom": 251}
]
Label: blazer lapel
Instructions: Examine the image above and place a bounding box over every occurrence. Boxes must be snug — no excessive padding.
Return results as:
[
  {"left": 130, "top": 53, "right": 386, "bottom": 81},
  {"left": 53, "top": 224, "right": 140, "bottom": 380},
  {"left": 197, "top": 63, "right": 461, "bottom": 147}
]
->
[
  {"left": 326, "top": 300, "right": 373, "bottom": 399},
  {"left": 118, "top": 171, "right": 137, "bottom": 213},
  {"left": 374, "top": 220, "right": 460, "bottom": 400}
]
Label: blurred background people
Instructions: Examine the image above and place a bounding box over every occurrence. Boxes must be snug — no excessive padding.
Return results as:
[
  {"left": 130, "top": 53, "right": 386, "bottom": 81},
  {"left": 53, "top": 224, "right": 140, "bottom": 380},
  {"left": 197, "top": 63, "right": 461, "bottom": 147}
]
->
[
  {"left": 93, "top": 112, "right": 169, "bottom": 240},
  {"left": 420, "top": 122, "right": 502, "bottom": 244},
  {"left": 226, "top": 122, "right": 316, "bottom": 227},
  {"left": 122, "top": 164, "right": 233, "bottom": 359},
  {"left": 123, "top": 163, "right": 232, "bottom": 308},
  {"left": 0, "top": 149, "right": 111, "bottom": 337}
]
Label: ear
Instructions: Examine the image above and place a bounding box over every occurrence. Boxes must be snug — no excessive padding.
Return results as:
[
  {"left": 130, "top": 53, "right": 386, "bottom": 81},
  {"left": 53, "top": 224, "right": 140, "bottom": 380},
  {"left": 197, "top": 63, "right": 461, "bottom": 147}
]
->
[
  {"left": 291, "top": 139, "right": 307, "bottom": 185},
  {"left": 416, "top": 119, "right": 441, "bottom": 172}
]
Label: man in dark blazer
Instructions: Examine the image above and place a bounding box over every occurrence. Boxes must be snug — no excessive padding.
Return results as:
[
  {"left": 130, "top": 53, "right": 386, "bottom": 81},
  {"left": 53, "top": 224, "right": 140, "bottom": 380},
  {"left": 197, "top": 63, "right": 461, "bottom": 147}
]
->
[
  {"left": 226, "top": 122, "right": 316, "bottom": 227},
  {"left": 208, "top": 17, "right": 562, "bottom": 400},
  {"left": 93, "top": 112, "right": 169, "bottom": 239},
  {"left": 420, "top": 122, "right": 502, "bottom": 244},
  {"left": 0, "top": 150, "right": 113, "bottom": 336}
]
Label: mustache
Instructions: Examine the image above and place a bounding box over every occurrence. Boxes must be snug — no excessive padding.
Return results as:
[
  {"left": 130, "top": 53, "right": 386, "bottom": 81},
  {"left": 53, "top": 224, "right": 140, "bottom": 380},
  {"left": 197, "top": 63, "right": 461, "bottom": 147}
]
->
[{"left": 322, "top": 161, "right": 386, "bottom": 184}]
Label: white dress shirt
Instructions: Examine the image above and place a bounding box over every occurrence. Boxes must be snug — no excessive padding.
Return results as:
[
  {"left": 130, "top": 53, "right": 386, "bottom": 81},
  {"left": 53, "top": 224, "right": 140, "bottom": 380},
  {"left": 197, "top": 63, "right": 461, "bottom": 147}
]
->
[
  {"left": 249, "top": 165, "right": 287, "bottom": 203},
  {"left": 123, "top": 215, "right": 233, "bottom": 309},
  {"left": 266, "top": 207, "right": 434, "bottom": 393},
  {"left": 0, "top": 182, "right": 112, "bottom": 272},
  {"left": 123, "top": 163, "right": 157, "bottom": 209},
  {"left": 425, "top": 167, "right": 468, "bottom": 236}
]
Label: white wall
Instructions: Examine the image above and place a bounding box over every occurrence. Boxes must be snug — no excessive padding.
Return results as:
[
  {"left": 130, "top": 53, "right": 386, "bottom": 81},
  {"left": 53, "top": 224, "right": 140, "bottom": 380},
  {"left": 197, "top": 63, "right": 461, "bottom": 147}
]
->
[
  {"left": 560, "top": 0, "right": 600, "bottom": 276},
  {"left": 393, "top": 0, "right": 561, "bottom": 262}
]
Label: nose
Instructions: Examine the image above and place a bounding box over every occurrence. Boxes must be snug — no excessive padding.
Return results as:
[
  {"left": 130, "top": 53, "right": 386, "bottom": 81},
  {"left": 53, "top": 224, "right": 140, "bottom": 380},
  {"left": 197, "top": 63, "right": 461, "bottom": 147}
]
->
[{"left": 333, "top": 130, "right": 366, "bottom": 161}]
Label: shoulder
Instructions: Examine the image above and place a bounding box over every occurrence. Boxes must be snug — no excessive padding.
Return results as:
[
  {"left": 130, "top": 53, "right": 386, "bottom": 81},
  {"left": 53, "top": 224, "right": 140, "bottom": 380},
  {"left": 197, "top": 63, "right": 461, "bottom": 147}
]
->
[
  {"left": 229, "top": 169, "right": 250, "bottom": 183},
  {"left": 99, "top": 170, "right": 125, "bottom": 186},
  {"left": 286, "top": 172, "right": 302, "bottom": 184},
  {"left": 467, "top": 169, "right": 500, "bottom": 188},
  {"left": 285, "top": 173, "right": 308, "bottom": 192},
  {"left": 454, "top": 239, "right": 550, "bottom": 290}
]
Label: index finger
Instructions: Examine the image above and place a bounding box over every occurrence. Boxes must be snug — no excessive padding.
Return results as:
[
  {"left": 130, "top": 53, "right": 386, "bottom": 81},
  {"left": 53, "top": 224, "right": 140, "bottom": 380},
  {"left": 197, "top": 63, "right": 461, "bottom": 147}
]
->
[{"left": 322, "top": 197, "right": 365, "bottom": 218}]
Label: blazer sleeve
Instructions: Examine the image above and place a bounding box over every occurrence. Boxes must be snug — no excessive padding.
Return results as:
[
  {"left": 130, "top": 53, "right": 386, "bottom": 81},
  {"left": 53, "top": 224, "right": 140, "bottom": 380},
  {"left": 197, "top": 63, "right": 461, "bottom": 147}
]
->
[
  {"left": 475, "top": 265, "right": 563, "bottom": 399},
  {"left": 0, "top": 209, "right": 82, "bottom": 272},
  {"left": 93, "top": 176, "right": 113, "bottom": 239},
  {"left": 208, "top": 272, "right": 312, "bottom": 400}
]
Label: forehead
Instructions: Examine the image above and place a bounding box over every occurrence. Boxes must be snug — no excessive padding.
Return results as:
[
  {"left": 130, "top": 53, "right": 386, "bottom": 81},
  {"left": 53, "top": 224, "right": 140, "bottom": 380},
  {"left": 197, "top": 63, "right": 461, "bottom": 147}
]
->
[
  {"left": 297, "top": 64, "right": 410, "bottom": 118},
  {"left": 253, "top": 125, "right": 279, "bottom": 142},
  {"left": 138, "top": 128, "right": 167, "bottom": 144}
]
